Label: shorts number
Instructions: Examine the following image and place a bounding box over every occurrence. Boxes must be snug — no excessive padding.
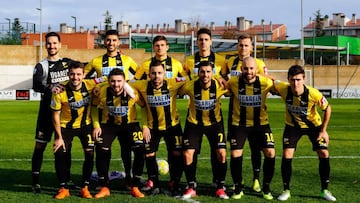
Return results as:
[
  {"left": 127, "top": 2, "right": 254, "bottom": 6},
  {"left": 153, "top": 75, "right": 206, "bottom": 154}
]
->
[
  {"left": 133, "top": 131, "right": 143, "bottom": 141},
  {"left": 87, "top": 134, "right": 95, "bottom": 145},
  {"left": 218, "top": 133, "right": 224, "bottom": 142},
  {"left": 174, "top": 135, "right": 182, "bottom": 145},
  {"left": 265, "top": 132, "right": 274, "bottom": 142}
]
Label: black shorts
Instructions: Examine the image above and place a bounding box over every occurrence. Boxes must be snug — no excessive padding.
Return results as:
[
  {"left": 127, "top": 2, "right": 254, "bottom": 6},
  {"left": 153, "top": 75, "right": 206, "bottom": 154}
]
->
[
  {"left": 282, "top": 124, "right": 328, "bottom": 151},
  {"left": 229, "top": 124, "right": 274, "bottom": 150},
  {"left": 145, "top": 123, "right": 183, "bottom": 154},
  {"left": 97, "top": 122, "right": 144, "bottom": 150},
  {"left": 183, "top": 121, "right": 227, "bottom": 152},
  {"left": 35, "top": 98, "right": 54, "bottom": 143},
  {"left": 61, "top": 125, "right": 94, "bottom": 151}
]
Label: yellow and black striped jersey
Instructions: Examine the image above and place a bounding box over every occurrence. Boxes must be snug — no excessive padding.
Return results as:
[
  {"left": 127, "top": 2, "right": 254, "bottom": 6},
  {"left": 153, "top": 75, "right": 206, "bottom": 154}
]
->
[
  {"left": 274, "top": 81, "right": 329, "bottom": 128},
  {"left": 179, "top": 79, "right": 228, "bottom": 126},
  {"left": 130, "top": 77, "right": 186, "bottom": 130},
  {"left": 228, "top": 75, "right": 274, "bottom": 127},
  {"left": 222, "top": 56, "right": 267, "bottom": 78},
  {"left": 84, "top": 53, "right": 138, "bottom": 80},
  {"left": 183, "top": 52, "right": 225, "bottom": 80},
  {"left": 92, "top": 84, "right": 141, "bottom": 127},
  {"left": 134, "top": 56, "right": 184, "bottom": 80},
  {"left": 51, "top": 79, "right": 99, "bottom": 129}
]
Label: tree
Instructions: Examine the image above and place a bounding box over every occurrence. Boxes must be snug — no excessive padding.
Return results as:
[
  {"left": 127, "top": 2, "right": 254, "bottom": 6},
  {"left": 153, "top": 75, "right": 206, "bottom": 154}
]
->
[
  {"left": 314, "top": 10, "right": 325, "bottom": 37},
  {"left": 103, "top": 10, "right": 113, "bottom": 31},
  {"left": 12, "top": 18, "right": 24, "bottom": 43}
]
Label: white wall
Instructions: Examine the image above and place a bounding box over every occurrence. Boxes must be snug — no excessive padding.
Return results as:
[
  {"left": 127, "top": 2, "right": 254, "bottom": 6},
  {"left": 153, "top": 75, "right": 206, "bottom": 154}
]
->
[{"left": 0, "top": 65, "right": 33, "bottom": 90}]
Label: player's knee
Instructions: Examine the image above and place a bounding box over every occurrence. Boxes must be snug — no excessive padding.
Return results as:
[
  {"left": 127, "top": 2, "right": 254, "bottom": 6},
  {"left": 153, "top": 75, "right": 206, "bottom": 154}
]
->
[
  {"left": 317, "top": 149, "right": 329, "bottom": 158},
  {"left": 263, "top": 148, "right": 275, "bottom": 158},
  {"left": 146, "top": 152, "right": 156, "bottom": 157}
]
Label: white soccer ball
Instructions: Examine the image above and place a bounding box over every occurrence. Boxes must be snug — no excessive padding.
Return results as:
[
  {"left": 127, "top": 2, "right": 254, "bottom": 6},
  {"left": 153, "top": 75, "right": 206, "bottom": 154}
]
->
[{"left": 157, "top": 159, "right": 169, "bottom": 175}]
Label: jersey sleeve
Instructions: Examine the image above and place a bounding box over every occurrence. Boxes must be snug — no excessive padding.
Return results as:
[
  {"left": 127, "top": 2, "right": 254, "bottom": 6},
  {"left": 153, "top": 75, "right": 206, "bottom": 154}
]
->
[
  {"left": 32, "top": 63, "right": 47, "bottom": 93},
  {"left": 50, "top": 93, "right": 62, "bottom": 111}
]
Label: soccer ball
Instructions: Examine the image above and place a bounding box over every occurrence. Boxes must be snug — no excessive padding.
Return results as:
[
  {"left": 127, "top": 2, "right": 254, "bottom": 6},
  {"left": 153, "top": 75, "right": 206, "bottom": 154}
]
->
[{"left": 157, "top": 159, "right": 169, "bottom": 175}]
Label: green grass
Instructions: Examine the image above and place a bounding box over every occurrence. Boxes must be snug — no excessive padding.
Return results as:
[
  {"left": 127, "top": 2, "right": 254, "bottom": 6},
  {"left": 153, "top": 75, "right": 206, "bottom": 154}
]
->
[{"left": 0, "top": 99, "right": 359, "bottom": 202}]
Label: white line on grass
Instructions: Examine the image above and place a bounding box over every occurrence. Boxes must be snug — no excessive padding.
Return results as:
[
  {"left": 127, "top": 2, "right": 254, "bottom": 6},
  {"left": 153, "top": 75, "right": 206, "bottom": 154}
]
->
[{"left": 1, "top": 156, "right": 359, "bottom": 162}]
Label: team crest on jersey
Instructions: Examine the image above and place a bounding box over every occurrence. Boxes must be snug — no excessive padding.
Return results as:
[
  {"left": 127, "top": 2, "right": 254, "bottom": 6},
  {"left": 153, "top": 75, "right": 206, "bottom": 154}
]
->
[
  {"left": 175, "top": 77, "right": 186, "bottom": 82},
  {"left": 94, "top": 77, "right": 106, "bottom": 84},
  {"left": 50, "top": 99, "right": 56, "bottom": 108},
  {"left": 320, "top": 96, "right": 328, "bottom": 106},
  {"left": 62, "top": 62, "right": 68, "bottom": 68}
]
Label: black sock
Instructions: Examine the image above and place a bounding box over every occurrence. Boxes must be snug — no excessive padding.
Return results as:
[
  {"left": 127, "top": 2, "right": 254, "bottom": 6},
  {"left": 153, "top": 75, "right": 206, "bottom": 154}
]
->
[
  {"left": 146, "top": 155, "right": 159, "bottom": 187},
  {"left": 216, "top": 161, "right": 227, "bottom": 189},
  {"left": 32, "top": 144, "right": 46, "bottom": 185},
  {"left": 82, "top": 149, "right": 94, "bottom": 187},
  {"left": 230, "top": 156, "right": 243, "bottom": 189},
  {"left": 319, "top": 157, "right": 330, "bottom": 190},
  {"left": 169, "top": 153, "right": 184, "bottom": 185},
  {"left": 96, "top": 147, "right": 111, "bottom": 187},
  {"left": 262, "top": 157, "right": 275, "bottom": 193},
  {"left": 251, "top": 149, "right": 261, "bottom": 180},
  {"left": 281, "top": 157, "right": 292, "bottom": 190},
  {"left": 132, "top": 147, "right": 145, "bottom": 187}
]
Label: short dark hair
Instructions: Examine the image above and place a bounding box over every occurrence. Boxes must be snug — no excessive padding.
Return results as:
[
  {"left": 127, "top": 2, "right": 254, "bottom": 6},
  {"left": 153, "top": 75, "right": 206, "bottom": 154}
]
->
[
  {"left": 105, "top": 29, "right": 119, "bottom": 37},
  {"left": 69, "top": 60, "right": 84, "bottom": 71},
  {"left": 45, "top": 32, "right": 61, "bottom": 42},
  {"left": 198, "top": 60, "right": 214, "bottom": 69},
  {"left": 150, "top": 60, "right": 165, "bottom": 70},
  {"left": 153, "top": 35, "right": 168, "bottom": 45},
  {"left": 109, "top": 68, "right": 125, "bottom": 78},
  {"left": 288, "top": 65, "right": 305, "bottom": 78},
  {"left": 237, "top": 33, "right": 253, "bottom": 43},
  {"left": 197, "top": 27, "right": 212, "bottom": 38}
]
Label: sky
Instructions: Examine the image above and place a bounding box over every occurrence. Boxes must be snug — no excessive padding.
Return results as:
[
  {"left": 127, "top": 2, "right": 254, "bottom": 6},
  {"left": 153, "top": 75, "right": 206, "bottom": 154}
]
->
[{"left": 1, "top": 0, "right": 359, "bottom": 40}]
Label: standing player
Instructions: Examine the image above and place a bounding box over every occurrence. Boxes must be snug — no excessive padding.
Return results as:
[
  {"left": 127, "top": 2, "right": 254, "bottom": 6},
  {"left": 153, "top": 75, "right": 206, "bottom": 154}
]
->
[
  {"left": 134, "top": 35, "right": 184, "bottom": 80},
  {"left": 183, "top": 27, "right": 227, "bottom": 187},
  {"left": 275, "top": 65, "right": 336, "bottom": 201},
  {"left": 85, "top": 29, "right": 138, "bottom": 80},
  {"left": 227, "top": 57, "right": 275, "bottom": 200},
  {"left": 130, "top": 61, "right": 186, "bottom": 196},
  {"left": 51, "top": 61, "right": 105, "bottom": 199},
  {"left": 31, "top": 32, "right": 73, "bottom": 193},
  {"left": 85, "top": 29, "right": 138, "bottom": 189},
  {"left": 92, "top": 68, "right": 145, "bottom": 198},
  {"left": 180, "top": 61, "right": 229, "bottom": 200},
  {"left": 222, "top": 33, "right": 268, "bottom": 193}
]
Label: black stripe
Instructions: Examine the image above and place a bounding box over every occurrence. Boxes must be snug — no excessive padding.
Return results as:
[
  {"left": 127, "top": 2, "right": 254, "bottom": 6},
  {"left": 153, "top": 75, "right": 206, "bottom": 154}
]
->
[
  {"left": 194, "top": 80, "right": 203, "bottom": 126},
  {"left": 161, "top": 81, "right": 172, "bottom": 128},
  {"left": 253, "top": 77, "right": 261, "bottom": 127},
  {"left": 106, "top": 87, "right": 115, "bottom": 124},
  {"left": 238, "top": 78, "right": 247, "bottom": 126},
  {"left": 120, "top": 92, "right": 129, "bottom": 124},
  {"left": 146, "top": 81, "right": 159, "bottom": 130},
  {"left": 79, "top": 84, "right": 89, "bottom": 128},
  {"left": 208, "top": 80, "right": 217, "bottom": 124},
  {"left": 65, "top": 83, "right": 78, "bottom": 128}
]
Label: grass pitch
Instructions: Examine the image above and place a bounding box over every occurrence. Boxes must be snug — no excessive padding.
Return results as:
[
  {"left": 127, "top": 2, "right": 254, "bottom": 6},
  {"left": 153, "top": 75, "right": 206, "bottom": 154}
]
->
[{"left": 0, "top": 98, "right": 359, "bottom": 202}]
